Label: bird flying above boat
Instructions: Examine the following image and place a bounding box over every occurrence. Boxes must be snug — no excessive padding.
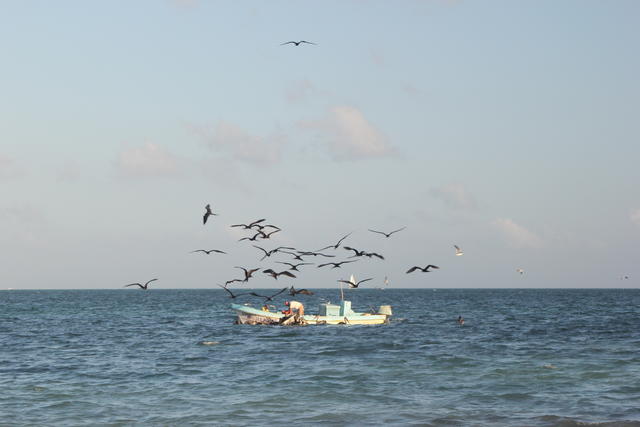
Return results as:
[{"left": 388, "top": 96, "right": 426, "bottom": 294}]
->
[
  {"left": 276, "top": 261, "right": 313, "bottom": 271},
  {"left": 124, "top": 278, "right": 158, "bottom": 289},
  {"left": 368, "top": 227, "right": 406, "bottom": 238},
  {"left": 203, "top": 204, "right": 217, "bottom": 225},
  {"left": 289, "top": 286, "right": 314, "bottom": 296},
  {"left": 281, "top": 40, "right": 316, "bottom": 46},
  {"left": 338, "top": 277, "right": 373, "bottom": 288},
  {"left": 406, "top": 265, "right": 440, "bottom": 274},
  {"left": 317, "top": 260, "right": 358, "bottom": 269},
  {"left": 218, "top": 284, "right": 252, "bottom": 299},
  {"left": 235, "top": 266, "right": 260, "bottom": 281},
  {"left": 316, "top": 232, "right": 352, "bottom": 252},
  {"left": 190, "top": 249, "right": 227, "bottom": 255},
  {"left": 454, "top": 245, "right": 464, "bottom": 256},
  {"left": 250, "top": 287, "right": 288, "bottom": 302},
  {"left": 262, "top": 269, "right": 297, "bottom": 280}
]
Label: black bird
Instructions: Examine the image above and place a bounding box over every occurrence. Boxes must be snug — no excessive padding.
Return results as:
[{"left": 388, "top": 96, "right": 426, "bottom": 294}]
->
[
  {"left": 368, "top": 227, "right": 406, "bottom": 238},
  {"left": 276, "top": 261, "right": 313, "bottom": 271},
  {"left": 257, "top": 228, "right": 281, "bottom": 239},
  {"left": 317, "top": 260, "right": 358, "bottom": 269},
  {"left": 124, "top": 278, "right": 158, "bottom": 290},
  {"left": 289, "top": 286, "right": 314, "bottom": 296},
  {"left": 297, "top": 250, "right": 335, "bottom": 258},
  {"left": 280, "top": 250, "right": 306, "bottom": 261},
  {"left": 238, "top": 232, "right": 263, "bottom": 242},
  {"left": 225, "top": 278, "right": 245, "bottom": 286},
  {"left": 316, "top": 232, "right": 352, "bottom": 252},
  {"left": 262, "top": 269, "right": 297, "bottom": 280},
  {"left": 281, "top": 40, "right": 316, "bottom": 46},
  {"left": 230, "top": 219, "right": 266, "bottom": 230},
  {"left": 190, "top": 249, "right": 227, "bottom": 255},
  {"left": 253, "top": 245, "right": 296, "bottom": 261},
  {"left": 364, "top": 251, "right": 385, "bottom": 260},
  {"left": 344, "top": 246, "right": 366, "bottom": 257},
  {"left": 218, "top": 284, "right": 252, "bottom": 299},
  {"left": 406, "top": 265, "right": 440, "bottom": 273},
  {"left": 250, "top": 287, "right": 288, "bottom": 302},
  {"left": 338, "top": 277, "right": 373, "bottom": 288},
  {"left": 235, "top": 266, "right": 260, "bottom": 281},
  {"left": 203, "top": 204, "right": 217, "bottom": 225}
]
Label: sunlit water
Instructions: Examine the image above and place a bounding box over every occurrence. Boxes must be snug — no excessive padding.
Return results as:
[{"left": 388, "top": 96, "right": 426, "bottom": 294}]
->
[{"left": 1, "top": 289, "right": 639, "bottom": 426}]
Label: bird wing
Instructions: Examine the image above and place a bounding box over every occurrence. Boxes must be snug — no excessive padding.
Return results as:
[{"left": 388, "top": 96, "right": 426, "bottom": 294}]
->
[
  {"left": 252, "top": 245, "right": 269, "bottom": 255},
  {"left": 426, "top": 265, "right": 440, "bottom": 270},
  {"left": 145, "top": 278, "right": 158, "bottom": 286},
  {"left": 249, "top": 219, "right": 266, "bottom": 226},
  {"left": 263, "top": 269, "right": 276, "bottom": 275},
  {"left": 317, "top": 263, "right": 330, "bottom": 268},
  {"left": 368, "top": 229, "right": 386, "bottom": 236},
  {"left": 406, "top": 266, "right": 419, "bottom": 274},
  {"left": 124, "top": 283, "right": 142, "bottom": 288},
  {"left": 337, "top": 280, "right": 355, "bottom": 286},
  {"left": 300, "top": 41, "right": 316, "bottom": 45},
  {"left": 191, "top": 250, "right": 206, "bottom": 253},
  {"left": 203, "top": 213, "right": 209, "bottom": 224},
  {"left": 280, "top": 271, "right": 296, "bottom": 278},
  {"left": 454, "top": 245, "right": 460, "bottom": 250},
  {"left": 389, "top": 227, "right": 406, "bottom": 235},
  {"left": 270, "top": 287, "right": 288, "bottom": 298},
  {"left": 358, "top": 278, "right": 374, "bottom": 285},
  {"left": 280, "top": 41, "right": 296, "bottom": 45}
]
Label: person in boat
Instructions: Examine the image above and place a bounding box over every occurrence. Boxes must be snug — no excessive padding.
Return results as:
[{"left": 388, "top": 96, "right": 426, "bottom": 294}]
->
[
  {"left": 284, "top": 300, "right": 304, "bottom": 316},
  {"left": 457, "top": 315, "right": 464, "bottom": 326},
  {"left": 261, "top": 304, "right": 270, "bottom": 312}
]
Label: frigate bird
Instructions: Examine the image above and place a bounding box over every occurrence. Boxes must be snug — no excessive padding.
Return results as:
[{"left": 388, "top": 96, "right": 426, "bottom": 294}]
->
[
  {"left": 281, "top": 40, "right": 316, "bottom": 46},
  {"left": 250, "top": 287, "right": 288, "bottom": 302},
  {"left": 317, "top": 260, "right": 358, "bottom": 269},
  {"left": 262, "top": 269, "right": 297, "bottom": 280},
  {"left": 406, "top": 265, "right": 440, "bottom": 273},
  {"left": 203, "top": 204, "right": 217, "bottom": 224},
  {"left": 235, "top": 266, "right": 260, "bottom": 281},
  {"left": 124, "top": 278, "right": 158, "bottom": 289},
  {"left": 289, "top": 286, "right": 314, "bottom": 296},
  {"left": 218, "top": 284, "right": 252, "bottom": 299},
  {"left": 276, "top": 261, "right": 313, "bottom": 271},
  {"left": 337, "top": 277, "right": 373, "bottom": 288},
  {"left": 190, "top": 249, "right": 227, "bottom": 255},
  {"left": 316, "top": 232, "right": 352, "bottom": 252},
  {"left": 230, "top": 219, "right": 266, "bottom": 229},
  {"left": 368, "top": 227, "right": 406, "bottom": 238}
]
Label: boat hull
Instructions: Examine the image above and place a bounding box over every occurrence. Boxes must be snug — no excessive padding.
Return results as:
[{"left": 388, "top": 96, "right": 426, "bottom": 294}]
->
[{"left": 231, "top": 304, "right": 389, "bottom": 325}]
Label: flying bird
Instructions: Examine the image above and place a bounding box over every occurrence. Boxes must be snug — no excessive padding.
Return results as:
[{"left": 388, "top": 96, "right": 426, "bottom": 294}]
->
[
  {"left": 190, "top": 249, "right": 227, "bottom": 255},
  {"left": 454, "top": 245, "right": 464, "bottom": 256},
  {"left": 368, "top": 227, "right": 406, "bottom": 238},
  {"left": 289, "top": 286, "right": 314, "bottom": 296},
  {"left": 316, "top": 232, "right": 352, "bottom": 252},
  {"left": 238, "top": 232, "right": 263, "bottom": 242},
  {"left": 230, "top": 219, "right": 266, "bottom": 230},
  {"left": 203, "top": 204, "right": 217, "bottom": 225},
  {"left": 124, "top": 278, "right": 158, "bottom": 290},
  {"left": 218, "top": 284, "right": 252, "bottom": 299},
  {"left": 338, "top": 277, "right": 373, "bottom": 288},
  {"left": 276, "top": 261, "right": 313, "bottom": 271},
  {"left": 516, "top": 268, "right": 525, "bottom": 275},
  {"left": 262, "top": 269, "right": 297, "bottom": 280},
  {"left": 235, "top": 266, "right": 260, "bottom": 281},
  {"left": 297, "top": 250, "right": 335, "bottom": 258},
  {"left": 406, "top": 265, "right": 440, "bottom": 274},
  {"left": 250, "top": 287, "right": 288, "bottom": 302},
  {"left": 281, "top": 40, "right": 316, "bottom": 46},
  {"left": 317, "top": 260, "right": 358, "bottom": 269}
]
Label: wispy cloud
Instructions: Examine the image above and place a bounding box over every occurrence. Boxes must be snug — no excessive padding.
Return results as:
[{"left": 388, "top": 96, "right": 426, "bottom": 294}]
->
[
  {"left": 430, "top": 183, "right": 477, "bottom": 210},
  {"left": 631, "top": 208, "right": 640, "bottom": 226},
  {"left": 117, "top": 143, "right": 178, "bottom": 177},
  {"left": 190, "top": 121, "right": 286, "bottom": 167},
  {"left": 298, "top": 106, "right": 394, "bottom": 161},
  {"left": 492, "top": 218, "right": 543, "bottom": 248}
]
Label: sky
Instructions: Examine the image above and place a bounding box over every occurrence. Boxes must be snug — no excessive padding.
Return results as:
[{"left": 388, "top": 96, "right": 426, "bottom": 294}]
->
[{"left": 1, "top": 0, "right": 638, "bottom": 289}]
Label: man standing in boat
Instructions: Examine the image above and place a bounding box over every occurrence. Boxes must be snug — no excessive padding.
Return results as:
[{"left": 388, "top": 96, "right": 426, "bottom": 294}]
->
[{"left": 284, "top": 300, "right": 304, "bottom": 316}]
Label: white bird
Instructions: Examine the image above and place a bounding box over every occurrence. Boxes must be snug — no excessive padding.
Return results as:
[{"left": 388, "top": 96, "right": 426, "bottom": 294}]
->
[
  {"left": 516, "top": 268, "right": 524, "bottom": 275},
  {"left": 454, "top": 245, "right": 464, "bottom": 256}
]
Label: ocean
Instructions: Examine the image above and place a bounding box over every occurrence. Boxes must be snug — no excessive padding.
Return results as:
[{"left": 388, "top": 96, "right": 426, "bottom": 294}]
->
[{"left": 1, "top": 288, "right": 639, "bottom": 426}]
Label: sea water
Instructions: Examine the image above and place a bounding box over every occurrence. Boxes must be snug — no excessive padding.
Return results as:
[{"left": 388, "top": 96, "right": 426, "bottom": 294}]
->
[{"left": 1, "top": 288, "right": 639, "bottom": 426}]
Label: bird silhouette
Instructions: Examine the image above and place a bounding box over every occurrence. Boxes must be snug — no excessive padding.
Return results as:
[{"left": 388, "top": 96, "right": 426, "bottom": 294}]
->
[
  {"left": 262, "top": 269, "right": 297, "bottom": 280},
  {"left": 253, "top": 245, "right": 296, "bottom": 261},
  {"left": 191, "top": 249, "right": 227, "bottom": 255},
  {"left": 368, "top": 227, "right": 406, "bottom": 238},
  {"left": 406, "top": 265, "right": 440, "bottom": 273},
  {"left": 276, "top": 261, "right": 313, "bottom": 271},
  {"left": 230, "top": 219, "right": 266, "bottom": 230},
  {"left": 297, "top": 250, "right": 335, "bottom": 258},
  {"left": 289, "top": 286, "right": 314, "bottom": 296},
  {"left": 238, "top": 232, "right": 263, "bottom": 242},
  {"left": 218, "top": 284, "right": 252, "bottom": 299},
  {"left": 124, "top": 278, "right": 158, "bottom": 289},
  {"left": 454, "top": 245, "right": 464, "bottom": 256},
  {"left": 281, "top": 40, "right": 316, "bottom": 46},
  {"left": 235, "top": 266, "right": 260, "bottom": 281},
  {"left": 317, "top": 260, "right": 358, "bottom": 269},
  {"left": 203, "top": 204, "right": 217, "bottom": 225},
  {"left": 316, "top": 232, "right": 352, "bottom": 252},
  {"left": 225, "top": 278, "right": 245, "bottom": 286},
  {"left": 250, "top": 287, "right": 288, "bottom": 302},
  {"left": 516, "top": 268, "right": 525, "bottom": 275},
  {"left": 338, "top": 277, "right": 373, "bottom": 288}
]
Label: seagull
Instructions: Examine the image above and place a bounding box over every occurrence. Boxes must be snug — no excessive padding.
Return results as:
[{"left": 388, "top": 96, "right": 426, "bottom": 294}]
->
[
  {"left": 316, "top": 232, "right": 352, "bottom": 252},
  {"left": 338, "top": 277, "right": 373, "bottom": 288},
  {"left": 454, "top": 245, "right": 464, "bottom": 256},
  {"left": 218, "top": 284, "right": 252, "bottom": 299},
  {"left": 516, "top": 268, "right": 525, "bottom": 275},
  {"left": 190, "top": 249, "right": 227, "bottom": 255},
  {"left": 281, "top": 40, "right": 316, "bottom": 46},
  {"left": 250, "top": 287, "right": 288, "bottom": 302},
  {"left": 203, "top": 204, "right": 217, "bottom": 225},
  {"left": 317, "top": 260, "right": 358, "bottom": 269},
  {"left": 235, "top": 266, "right": 260, "bottom": 281},
  {"left": 368, "top": 227, "right": 406, "bottom": 238},
  {"left": 276, "top": 261, "right": 313, "bottom": 271},
  {"left": 289, "top": 286, "right": 314, "bottom": 296},
  {"left": 406, "top": 265, "right": 440, "bottom": 274},
  {"left": 262, "top": 269, "right": 297, "bottom": 280},
  {"left": 230, "top": 219, "right": 266, "bottom": 230},
  {"left": 124, "top": 278, "right": 158, "bottom": 290}
]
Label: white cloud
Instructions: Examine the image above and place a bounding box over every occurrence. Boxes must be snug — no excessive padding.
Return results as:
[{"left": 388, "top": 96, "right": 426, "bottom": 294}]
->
[
  {"left": 492, "top": 218, "right": 543, "bottom": 248},
  {"left": 298, "top": 106, "right": 394, "bottom": 161},
  {"left": 430, "top": 183, "right": 477, "bottom": 210},
  {"left": 631, "top": 209, "right": 640, "bottom": 226},
  {"left": 190, "top": 121, "right": 286, "bottom": 167},
  {"left": 117, "top": 143, "right": 178, "bottom": 177}
]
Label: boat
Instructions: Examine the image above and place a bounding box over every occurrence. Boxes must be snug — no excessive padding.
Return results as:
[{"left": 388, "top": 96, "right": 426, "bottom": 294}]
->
[{"left": 231, "top": 299, "right": 392, "bottom": 326}]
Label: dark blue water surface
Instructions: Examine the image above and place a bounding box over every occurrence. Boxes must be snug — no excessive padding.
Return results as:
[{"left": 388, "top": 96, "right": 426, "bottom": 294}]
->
[{"left": 1, "top": 289, "right": 639, "bottom": 426}]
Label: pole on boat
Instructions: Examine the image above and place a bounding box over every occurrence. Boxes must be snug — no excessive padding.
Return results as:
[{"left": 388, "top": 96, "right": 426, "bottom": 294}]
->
[{"left": 339, "top": 280, "right": 344, "bottom": 301}]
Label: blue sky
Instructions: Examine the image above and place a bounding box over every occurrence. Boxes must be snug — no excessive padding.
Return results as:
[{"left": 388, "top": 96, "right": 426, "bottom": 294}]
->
[{"left": 1, "top": 0, "right": 638, "bottom": 289}]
